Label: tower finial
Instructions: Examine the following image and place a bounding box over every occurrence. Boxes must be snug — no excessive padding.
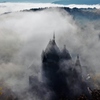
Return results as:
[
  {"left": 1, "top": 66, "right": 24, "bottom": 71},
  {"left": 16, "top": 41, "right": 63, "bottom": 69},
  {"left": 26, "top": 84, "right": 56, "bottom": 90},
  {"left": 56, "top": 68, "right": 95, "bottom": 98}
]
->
[
  {"left": 53, "top": 32, "right": 55, "bottom": 40},
  {"left": 77, "top": 54, "right": 79, "bottom": 59},
  {"left": 75, "top": 54, "right": 81, "bottom": 66},
  {"left": 64, "top": 45, "right": 66, "bottom": 49}
]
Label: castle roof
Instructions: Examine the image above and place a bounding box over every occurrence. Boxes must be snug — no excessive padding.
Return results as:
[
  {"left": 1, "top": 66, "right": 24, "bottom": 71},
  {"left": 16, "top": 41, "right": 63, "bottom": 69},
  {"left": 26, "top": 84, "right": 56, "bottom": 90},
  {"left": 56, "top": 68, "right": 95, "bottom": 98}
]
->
[
  {"left": 45, "top": 34, "right": 60, "bottom": 55},
  {"left": 42, "top": 34, "right": 72, "bottom": 62},
  {"left": 61, "top": 45, "right": 71, "bottom": 60},
  {"left": 75, "top": 55, "right": 81, "bottom": 66}
]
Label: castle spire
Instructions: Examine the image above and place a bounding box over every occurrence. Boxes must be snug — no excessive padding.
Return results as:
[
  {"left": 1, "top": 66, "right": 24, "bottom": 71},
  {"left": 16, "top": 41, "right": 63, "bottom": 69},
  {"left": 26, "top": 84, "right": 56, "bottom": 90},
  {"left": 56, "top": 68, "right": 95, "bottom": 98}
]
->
[
  {"left": 75, "top": 55, "right": 83, "bottom": 79},
  {"left": 53, "top": 32, "right": 55, "bottom": 41},
  {"left": 64, "top": 45, "right": 66, "bottom": 49},
  {"left": 75, "top": 55, "right": 81, "bottom": 66},
  {"left": 52, "top": 32, "right": 56, "bottom": 45},
  {"left": 61, "top": 44, "right": 72, "bottom": 60}
]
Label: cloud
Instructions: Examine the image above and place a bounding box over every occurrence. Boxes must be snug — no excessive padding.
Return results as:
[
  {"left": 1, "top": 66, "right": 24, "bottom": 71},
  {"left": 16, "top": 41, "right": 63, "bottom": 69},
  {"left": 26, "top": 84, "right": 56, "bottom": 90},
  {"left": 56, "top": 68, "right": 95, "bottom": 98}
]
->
[
  {"left": 0, "top": 3, "right": 100, "bottom": 14},
  {"left": 0, "top": 3, "right": 63, "bottom": 14},
  {"left": 0, "top": 3, "right": 100, "bottom": 99},
  {"left": 0, "top": 7, "right": 76, "bottom": 99}
]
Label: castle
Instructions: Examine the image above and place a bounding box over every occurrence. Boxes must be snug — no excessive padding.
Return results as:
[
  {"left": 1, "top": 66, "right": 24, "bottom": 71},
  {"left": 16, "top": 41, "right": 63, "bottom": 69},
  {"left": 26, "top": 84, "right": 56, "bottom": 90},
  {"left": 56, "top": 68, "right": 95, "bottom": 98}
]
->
[
  {"left": 42, "top": 34, "right": 82, "bottom": 82},
  {"left": 29, "top": 34, "right": 90, "bottom": 100},
  {"left": 41, "top": 34, "right": 88, "bottom": 99}
]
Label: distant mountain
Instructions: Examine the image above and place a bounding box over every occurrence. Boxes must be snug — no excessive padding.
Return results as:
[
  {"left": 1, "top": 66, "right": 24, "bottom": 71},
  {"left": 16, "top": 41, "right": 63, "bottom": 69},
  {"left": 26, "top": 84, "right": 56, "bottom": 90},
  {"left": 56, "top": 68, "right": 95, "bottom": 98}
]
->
[
  {"left": 62, "top": 7, "right": 100, "bottom": 21},
  {"left": 53, "top": 0, "right": 100, "bottom": 5},
  {"left": 1, "top": 6, "right": 100, "bottom": 21},
  {"left": 22, "top": 7, "right": 100, "bottom": 21}
]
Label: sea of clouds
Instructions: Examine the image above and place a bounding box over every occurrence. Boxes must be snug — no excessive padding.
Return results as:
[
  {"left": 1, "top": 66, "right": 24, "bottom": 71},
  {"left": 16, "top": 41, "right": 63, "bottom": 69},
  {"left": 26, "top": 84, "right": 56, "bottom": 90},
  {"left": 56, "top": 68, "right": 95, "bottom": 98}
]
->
[{"left": 0, "top": 3, "right": 100, "bottom": 99}]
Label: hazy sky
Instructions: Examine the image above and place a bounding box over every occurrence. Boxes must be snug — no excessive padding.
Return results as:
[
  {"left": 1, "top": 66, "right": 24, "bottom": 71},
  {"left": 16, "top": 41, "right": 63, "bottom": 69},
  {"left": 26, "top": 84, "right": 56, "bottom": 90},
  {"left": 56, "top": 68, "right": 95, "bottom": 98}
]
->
[
  {"left": 0, "top": 1, "right": 100, "bottom": 99},
  {"left": 0, "top": 0, "right": 54, "bottom": 3},
  {"left": 0, "top": 0, "right": 100, "bottom": 4}
]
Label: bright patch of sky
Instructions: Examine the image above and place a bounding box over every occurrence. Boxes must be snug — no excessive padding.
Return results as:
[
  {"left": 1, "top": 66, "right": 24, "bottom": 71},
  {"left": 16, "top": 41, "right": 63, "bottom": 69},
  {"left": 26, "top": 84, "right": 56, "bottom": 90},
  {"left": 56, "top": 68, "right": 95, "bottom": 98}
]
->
[{"left": 0, "top": 0, "right": 54, "bottom": 3}]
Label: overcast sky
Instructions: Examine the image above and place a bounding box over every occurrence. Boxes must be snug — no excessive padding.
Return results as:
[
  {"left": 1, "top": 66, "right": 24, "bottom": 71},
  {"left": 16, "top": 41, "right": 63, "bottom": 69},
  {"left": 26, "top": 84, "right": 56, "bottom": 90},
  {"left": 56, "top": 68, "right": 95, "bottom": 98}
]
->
[
  {"left": 0, "top": 0, "right": 100, "bottom": 4},
  {"left": 0, "top": 0, "right": 54, "bottom": 3}
]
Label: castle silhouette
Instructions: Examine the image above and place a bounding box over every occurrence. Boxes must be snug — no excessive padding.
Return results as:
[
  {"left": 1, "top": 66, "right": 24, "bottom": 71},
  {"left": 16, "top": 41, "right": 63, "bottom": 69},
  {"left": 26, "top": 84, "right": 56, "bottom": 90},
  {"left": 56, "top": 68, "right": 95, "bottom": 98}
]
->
[{"left": 29, "top": 34, "right": 91, "bottom": 100}]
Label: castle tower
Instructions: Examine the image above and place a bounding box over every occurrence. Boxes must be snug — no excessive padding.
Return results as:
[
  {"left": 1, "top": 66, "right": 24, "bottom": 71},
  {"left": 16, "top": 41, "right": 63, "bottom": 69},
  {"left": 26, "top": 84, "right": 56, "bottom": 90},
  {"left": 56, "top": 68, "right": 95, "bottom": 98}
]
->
[
  {"left": 42, "top": 34, "right": 68, "bottom": 100},
  {"left": 42, "top": 34, "right": 60, "bottom": 63},
  {"left": 42, "top": 33, "right": 60, "bottom": 81},
  {"left": 29, "top": 34, "right": 90, "bottom": 100},
  {"left": 61, "top": 45, "right": 72, "bottom": 60},
  {"left": 75, "top": 55, "right": 82, "bottom": 80},
  {"left": 75, "top": 55, "right": 81, "bottom": 67},
  {"left": 53, "top": 33, "right": 55, "bottom": 42}
]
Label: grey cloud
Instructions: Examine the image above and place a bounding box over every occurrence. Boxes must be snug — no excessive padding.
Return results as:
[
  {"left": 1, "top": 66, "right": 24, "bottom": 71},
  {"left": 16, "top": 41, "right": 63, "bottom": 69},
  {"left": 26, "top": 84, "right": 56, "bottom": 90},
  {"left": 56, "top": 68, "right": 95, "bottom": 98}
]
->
[{"left": 0, "top": 6, "right": 100, "bottom": 99}]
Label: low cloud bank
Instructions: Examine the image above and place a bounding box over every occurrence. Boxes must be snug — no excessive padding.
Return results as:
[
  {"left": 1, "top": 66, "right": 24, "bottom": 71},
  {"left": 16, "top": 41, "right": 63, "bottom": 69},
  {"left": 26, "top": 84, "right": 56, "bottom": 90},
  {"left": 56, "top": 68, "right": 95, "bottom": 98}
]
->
[{"left": 0, "top": 5, "right": 100, "bottom": 99}]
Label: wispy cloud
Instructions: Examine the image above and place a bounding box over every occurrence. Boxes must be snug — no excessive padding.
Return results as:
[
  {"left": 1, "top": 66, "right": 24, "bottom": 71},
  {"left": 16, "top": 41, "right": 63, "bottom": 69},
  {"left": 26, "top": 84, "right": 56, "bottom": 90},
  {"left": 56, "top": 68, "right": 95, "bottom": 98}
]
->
[
  {"left": 0, "top": 3, "right": 100, "bottom": 14},
  {"left": 0, "top": 3, "right": 100, "bottom": 99}
]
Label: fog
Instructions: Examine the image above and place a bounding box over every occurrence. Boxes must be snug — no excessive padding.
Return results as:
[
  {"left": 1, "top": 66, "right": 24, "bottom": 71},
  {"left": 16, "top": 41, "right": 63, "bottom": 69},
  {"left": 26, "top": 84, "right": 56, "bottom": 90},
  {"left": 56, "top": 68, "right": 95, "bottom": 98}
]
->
[
  {"left": 0, "top": 4, "right": 100, "bottom": 99},
  {"left": 0, "top": 3, "right": 100, "bottom": 15}
]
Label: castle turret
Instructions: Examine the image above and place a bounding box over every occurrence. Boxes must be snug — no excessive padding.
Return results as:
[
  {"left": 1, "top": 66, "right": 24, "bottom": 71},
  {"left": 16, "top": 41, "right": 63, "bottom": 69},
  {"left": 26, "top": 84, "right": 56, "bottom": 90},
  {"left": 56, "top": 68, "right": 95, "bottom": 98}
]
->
[
  {"left": 53, "top": 33, "right": 55, "bottom": 44},
  {"left": 42, "top": 34, "right": 61, "bottom": 96},
  {"left": 42, "top": 34, "right": 69, "bottom": 100},
  {"left": 75, "top": 55, "right": 82, "bottom": 79},
  {"left": 61, "top": 45, "right": 71, "bottom": 60},
  {"left": 43, "top": 34, "right": 60, "bottom": 63},
  {"left": 75, "top": 55, "right": 81, "bottom": 67}
]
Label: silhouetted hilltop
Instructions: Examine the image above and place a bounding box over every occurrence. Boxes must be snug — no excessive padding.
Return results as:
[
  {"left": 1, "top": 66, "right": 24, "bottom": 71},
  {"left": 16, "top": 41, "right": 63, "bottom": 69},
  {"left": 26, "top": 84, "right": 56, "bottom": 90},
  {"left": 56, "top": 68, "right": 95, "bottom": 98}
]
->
[{"left": 21, "top": 7, "right": 100, "bottom": 20}]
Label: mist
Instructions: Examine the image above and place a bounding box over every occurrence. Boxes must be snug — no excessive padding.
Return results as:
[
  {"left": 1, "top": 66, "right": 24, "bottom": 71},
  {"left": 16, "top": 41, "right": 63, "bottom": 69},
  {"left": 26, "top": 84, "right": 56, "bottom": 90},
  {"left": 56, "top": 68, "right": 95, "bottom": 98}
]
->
[
  {"left": 0, "top": 5, "right": 100, "bottom": 99},
  {"left": 1, "top": 3, "right": 100, "bottom": 15}
]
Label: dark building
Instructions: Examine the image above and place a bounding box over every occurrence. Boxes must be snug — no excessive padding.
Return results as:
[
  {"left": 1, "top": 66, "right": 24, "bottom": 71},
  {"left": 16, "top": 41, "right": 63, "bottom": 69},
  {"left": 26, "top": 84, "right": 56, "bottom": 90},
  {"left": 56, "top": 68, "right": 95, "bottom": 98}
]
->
[
  {"left": 41, "top": 34, "right": 86, "bottom": 100},
  {"left": 29, "top": 34, "right": 91, "bottom": 100}
]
